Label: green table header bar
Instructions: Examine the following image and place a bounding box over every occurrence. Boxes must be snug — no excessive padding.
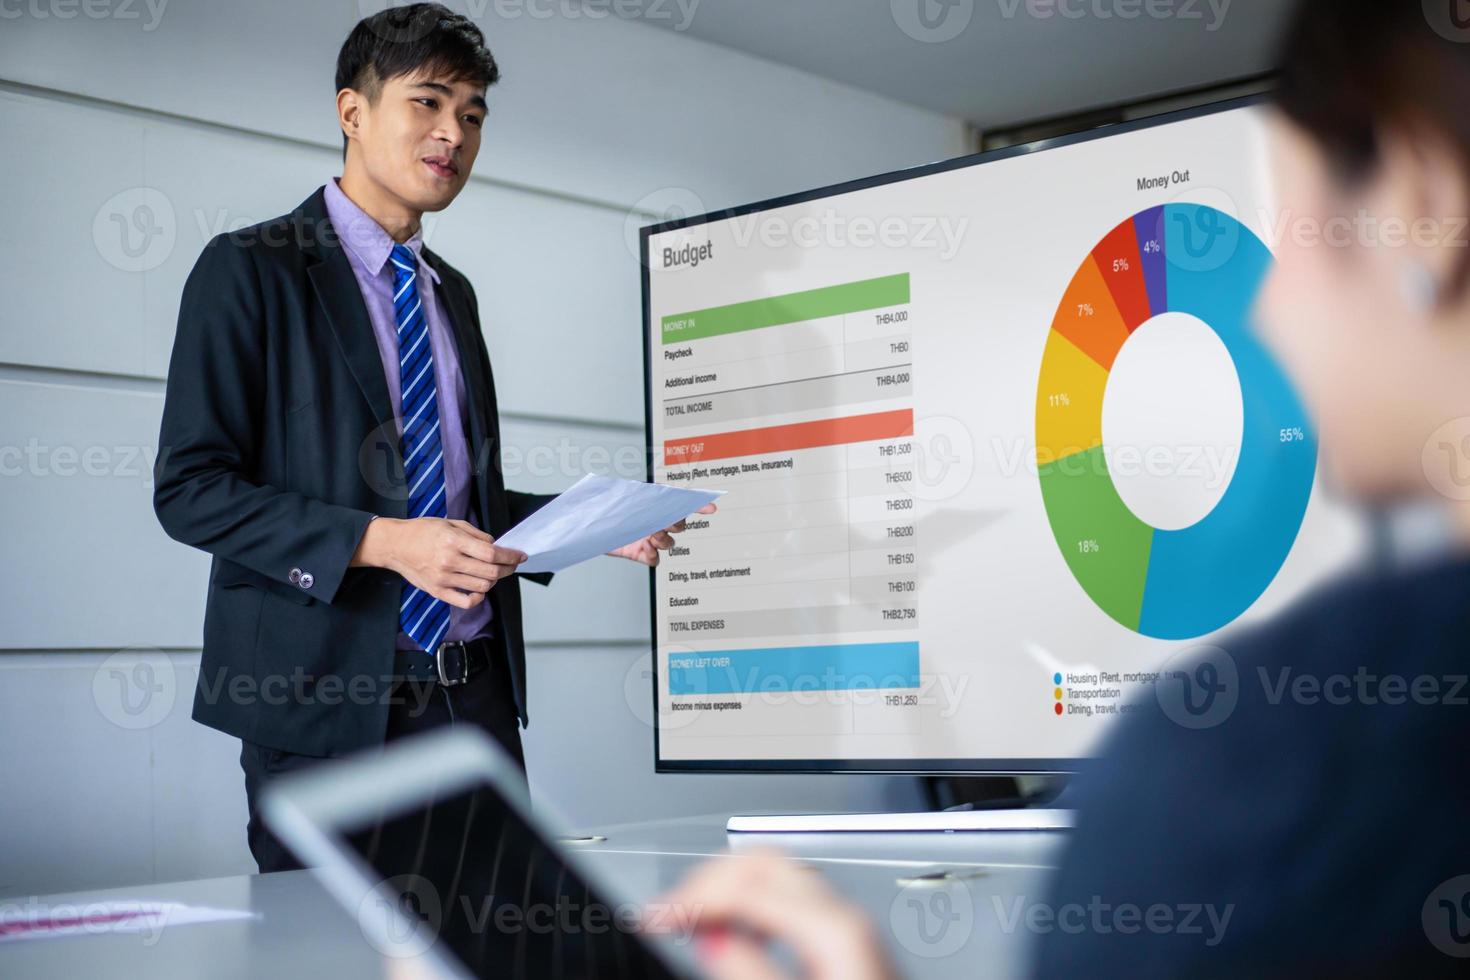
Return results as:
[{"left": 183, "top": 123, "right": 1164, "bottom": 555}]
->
[{"left": 661, "top": 273, "right": 909, "bottom": 344}]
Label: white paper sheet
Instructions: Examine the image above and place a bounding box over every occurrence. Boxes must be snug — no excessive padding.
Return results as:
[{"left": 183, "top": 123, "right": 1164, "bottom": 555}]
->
[
  {"left": 497, "top": 474, "right": 724, "bottom": 574},
  {"left": 0, "top": 901, "right": 259, "bottom": 943}
]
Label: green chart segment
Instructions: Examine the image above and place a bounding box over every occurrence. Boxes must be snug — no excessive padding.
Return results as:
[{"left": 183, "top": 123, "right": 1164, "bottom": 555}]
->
[
  {"left": 1038, "top": 445, "right": 1155, "bottom": 631},
  {"left": 1035, "top": 205, "right": 1318, "bottom": 640}
]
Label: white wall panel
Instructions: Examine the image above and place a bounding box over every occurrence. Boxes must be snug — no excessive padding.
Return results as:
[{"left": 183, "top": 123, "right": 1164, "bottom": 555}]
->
[
  {"left": 0, "top": 1, "right": 968, "bottom": 211},
  {"left": 0, "top": 91, "right": 148, "bottom": 376},
  {"left": 0, "top": 377, "right": 208, "bottom": 650}
]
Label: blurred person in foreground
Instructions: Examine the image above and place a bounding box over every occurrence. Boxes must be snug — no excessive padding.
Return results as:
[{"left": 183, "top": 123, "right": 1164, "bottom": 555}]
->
[{"left": 655, "top": 1, "right": 1470, "bottom": 976}]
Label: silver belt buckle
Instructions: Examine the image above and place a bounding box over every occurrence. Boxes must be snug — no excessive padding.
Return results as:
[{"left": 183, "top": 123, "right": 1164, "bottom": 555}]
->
[{"left": 435, "top": 640, "right": 470, "bottom": 687}]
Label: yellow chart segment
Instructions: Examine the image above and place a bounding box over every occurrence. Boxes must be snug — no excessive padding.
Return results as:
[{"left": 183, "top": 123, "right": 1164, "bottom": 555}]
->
[{"left": 1035, "top": 330, "right": 1109, "bottom": 467}]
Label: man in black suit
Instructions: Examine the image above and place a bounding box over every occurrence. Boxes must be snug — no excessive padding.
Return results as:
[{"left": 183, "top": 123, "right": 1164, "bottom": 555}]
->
[{"left": 154, "top": 3, "right": 699, "bottom": 873}]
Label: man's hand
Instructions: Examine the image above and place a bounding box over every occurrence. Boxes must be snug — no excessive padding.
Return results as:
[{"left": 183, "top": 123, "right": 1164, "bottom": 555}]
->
[
  {"left": 351, "top": 517, "right": 527, "bottom": 608},
  {"left": 607, "top": 502, "right": 718, "bottom": 567}
]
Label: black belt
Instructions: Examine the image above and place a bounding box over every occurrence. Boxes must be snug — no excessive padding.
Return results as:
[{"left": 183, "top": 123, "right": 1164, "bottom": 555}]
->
[{"left": 396, "top": 635, "right": 496, "bottom": 686}]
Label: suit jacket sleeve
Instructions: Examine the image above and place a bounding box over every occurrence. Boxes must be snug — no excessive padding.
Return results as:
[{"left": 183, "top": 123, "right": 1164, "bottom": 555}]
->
[
  {"left": 153, "top": 234, "right": 375, "bottom": 604},
  {"left": 505, "top": 491, "right": 557, "bottom": 587}
]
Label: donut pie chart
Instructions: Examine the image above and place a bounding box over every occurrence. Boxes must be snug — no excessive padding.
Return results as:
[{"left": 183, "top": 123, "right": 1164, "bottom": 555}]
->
[{"left": 1035, "top": 204, "right": 1317, "bottom": 640}]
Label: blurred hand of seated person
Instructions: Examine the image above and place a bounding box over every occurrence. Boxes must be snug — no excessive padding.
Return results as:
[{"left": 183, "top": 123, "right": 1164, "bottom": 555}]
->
[{"left": 654, "top": 849, "right": 897, "bottom": 980}]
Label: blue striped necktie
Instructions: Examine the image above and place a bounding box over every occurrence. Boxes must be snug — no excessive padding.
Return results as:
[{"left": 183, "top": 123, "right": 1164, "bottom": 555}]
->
[{"left": 391, "top": 243, "right": 451, "bottom": 655}]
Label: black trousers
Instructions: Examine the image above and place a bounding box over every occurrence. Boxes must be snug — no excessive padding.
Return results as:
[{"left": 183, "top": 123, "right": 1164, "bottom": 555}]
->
[{"left": 239, "top": 648, "right": 525, "bottom": 874}]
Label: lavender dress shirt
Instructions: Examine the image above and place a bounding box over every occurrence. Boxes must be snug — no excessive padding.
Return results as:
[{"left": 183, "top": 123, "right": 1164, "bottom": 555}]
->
[{"left": 323, "top": 176, "right": 493, "bottom": 650}]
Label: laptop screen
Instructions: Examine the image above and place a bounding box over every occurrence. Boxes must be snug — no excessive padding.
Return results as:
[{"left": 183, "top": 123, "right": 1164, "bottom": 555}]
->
[{"left": 340, "top": 779, "right": 686, "bottom": 980}]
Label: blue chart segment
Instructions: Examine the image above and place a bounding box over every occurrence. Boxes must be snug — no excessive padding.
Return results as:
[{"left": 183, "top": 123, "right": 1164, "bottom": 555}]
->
[{"left": 1035, "top": 204, "right": 1317, "bottom": 640}]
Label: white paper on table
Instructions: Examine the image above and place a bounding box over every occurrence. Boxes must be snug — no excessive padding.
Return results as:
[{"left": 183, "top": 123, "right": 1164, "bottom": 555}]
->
[
  {"left": 496, "top": 474, "right": 724, "bottom": 574},
  {"left": 0, "top": 901, "right": 259, "bottom": 943}
]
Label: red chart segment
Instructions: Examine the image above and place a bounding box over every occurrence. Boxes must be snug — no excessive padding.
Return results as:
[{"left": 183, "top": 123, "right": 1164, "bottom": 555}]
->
[{"left": 1091, "top": 218, "right": 1153, "bottom": 331}]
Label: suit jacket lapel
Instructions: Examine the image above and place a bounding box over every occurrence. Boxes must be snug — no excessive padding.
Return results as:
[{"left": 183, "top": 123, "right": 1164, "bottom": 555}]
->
[
  {"left": 297, "top": 187, "right": 395, "bottom": 431},
  {"left": 424, "top": 247, "right": 500, "bottom": 529}
]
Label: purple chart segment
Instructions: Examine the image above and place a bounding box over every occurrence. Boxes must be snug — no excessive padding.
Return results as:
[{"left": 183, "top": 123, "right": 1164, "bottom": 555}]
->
[{"left": 1132, "top": 205, "right": 1168, "bottom": 317}]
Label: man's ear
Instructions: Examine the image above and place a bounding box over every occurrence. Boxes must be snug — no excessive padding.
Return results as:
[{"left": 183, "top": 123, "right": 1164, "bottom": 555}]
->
[
  {"left": 337, "top": 88, "right": 362, "bottom": 141},
  {"left": 1376, "top": 123, "right": 1470, "bottom": 291}
]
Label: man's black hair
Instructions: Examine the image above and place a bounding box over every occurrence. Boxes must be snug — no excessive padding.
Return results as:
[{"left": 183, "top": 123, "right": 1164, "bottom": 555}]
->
[{"left": 335, "top": 2, "right": 500, "bottom": 161}]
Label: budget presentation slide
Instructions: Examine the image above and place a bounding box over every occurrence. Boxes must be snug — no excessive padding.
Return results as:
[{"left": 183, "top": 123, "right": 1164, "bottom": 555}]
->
[{"left": 643, "top": 101, "right": 1363, "bottom": 770}]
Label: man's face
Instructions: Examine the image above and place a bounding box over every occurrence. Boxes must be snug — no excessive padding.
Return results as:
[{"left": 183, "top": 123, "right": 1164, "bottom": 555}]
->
[{"left": 353, "top": 68, "right": 484, "bottom": 213}]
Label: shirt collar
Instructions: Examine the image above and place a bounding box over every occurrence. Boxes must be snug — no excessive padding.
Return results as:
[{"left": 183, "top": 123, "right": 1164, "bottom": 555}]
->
[{"left": 323, "top": 176, "right": 440, "bottom": 285}]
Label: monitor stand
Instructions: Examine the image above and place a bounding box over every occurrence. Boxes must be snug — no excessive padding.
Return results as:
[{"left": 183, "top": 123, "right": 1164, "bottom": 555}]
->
[
  {"left": 726, "top": 808, "right": 1073, "bottom": 833},
  {"left": 726, "top": 785, "right": 1076, "bottom": 834}
]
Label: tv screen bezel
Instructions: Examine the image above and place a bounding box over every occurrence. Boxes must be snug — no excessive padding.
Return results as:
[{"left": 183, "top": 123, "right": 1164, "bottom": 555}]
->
[{"left": 640, "top": 92, "right": 1272, "bottom": 775}]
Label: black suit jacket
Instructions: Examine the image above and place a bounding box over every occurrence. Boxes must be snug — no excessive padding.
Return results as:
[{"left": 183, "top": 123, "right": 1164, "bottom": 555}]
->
[{"left": 154, "top": 185, "right": 553, "bottom": 757}]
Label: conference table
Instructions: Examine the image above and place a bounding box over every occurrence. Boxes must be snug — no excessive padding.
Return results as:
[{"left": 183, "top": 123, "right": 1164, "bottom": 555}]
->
[{"left": 0, "top": 814, "right": 1067, "bottom": 978}]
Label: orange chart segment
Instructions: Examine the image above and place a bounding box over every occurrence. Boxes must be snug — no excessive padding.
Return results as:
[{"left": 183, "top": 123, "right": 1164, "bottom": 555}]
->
[
  {"left": 1035, "top": 331, "right": 1109, "bottom": 467},
  {"left": 1051, "top": 255, "right": 1130, "bottom": 371},
  {"left": 1092, "top": 218, "right": 1153, "bottom": 330}
]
